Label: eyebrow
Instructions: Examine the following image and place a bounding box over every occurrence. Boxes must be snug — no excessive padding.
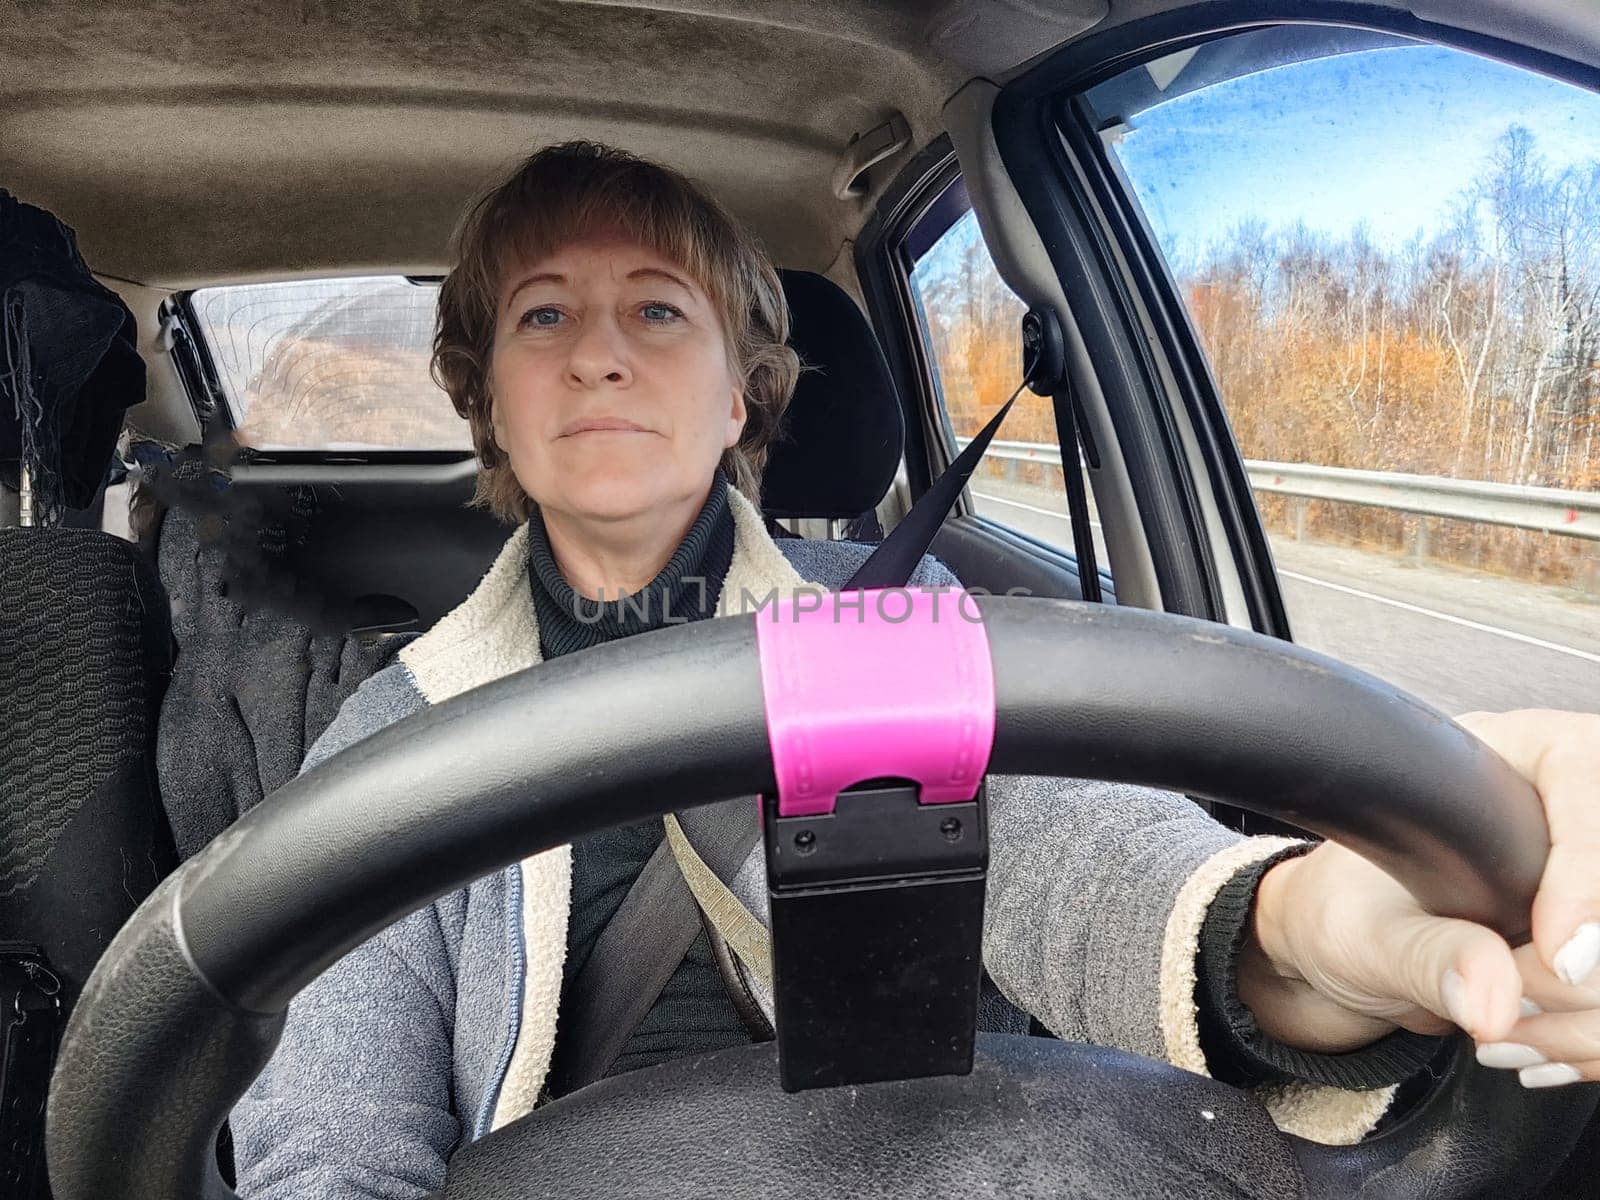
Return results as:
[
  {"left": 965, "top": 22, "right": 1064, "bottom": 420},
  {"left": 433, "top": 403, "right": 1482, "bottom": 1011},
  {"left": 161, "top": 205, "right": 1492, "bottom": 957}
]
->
[
  {"left": 503, "top": 266, "right": 698, "bottom": 311},
  {"left": 624, "top": 266, "right": 695, "bottom": 292}
]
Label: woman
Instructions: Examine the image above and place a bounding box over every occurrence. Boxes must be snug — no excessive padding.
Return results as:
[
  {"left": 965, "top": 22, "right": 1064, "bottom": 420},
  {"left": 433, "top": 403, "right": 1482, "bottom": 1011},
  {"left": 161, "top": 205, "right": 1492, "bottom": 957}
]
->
[{"left": 233, "top": 142, "right": 1600, "bottom": 1197}]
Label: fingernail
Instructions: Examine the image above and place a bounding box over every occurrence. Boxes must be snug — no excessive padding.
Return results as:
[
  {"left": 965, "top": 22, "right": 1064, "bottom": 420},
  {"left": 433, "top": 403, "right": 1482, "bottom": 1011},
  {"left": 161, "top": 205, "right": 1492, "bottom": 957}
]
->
[
  {"left": 1477, "top": 1042, "right": 1547, "bottom": 1070},
  {"left": 1442, "top": 969, "right": 1473, "bottom": 1029},
  {"left": 1554, "top": 923, "right": 1600, "bottom": 987},
  {"left": 1520, "top": 997, "right": 1544, "bottom": 1018},
  {"left": 1519, "top": 1063, "right": 1582, "bottom": 1089}
]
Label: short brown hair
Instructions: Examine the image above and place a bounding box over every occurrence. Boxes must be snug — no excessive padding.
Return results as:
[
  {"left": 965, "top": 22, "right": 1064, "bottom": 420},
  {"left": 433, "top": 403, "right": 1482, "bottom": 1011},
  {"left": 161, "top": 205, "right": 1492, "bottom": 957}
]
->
[{"left": 433, "top": 141, "right": 799, "bottom": 524}]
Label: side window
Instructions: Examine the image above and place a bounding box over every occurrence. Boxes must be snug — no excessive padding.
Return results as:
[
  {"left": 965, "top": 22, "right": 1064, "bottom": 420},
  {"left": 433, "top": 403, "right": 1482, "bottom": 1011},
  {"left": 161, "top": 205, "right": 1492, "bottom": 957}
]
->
[
  {"left": 1083, "top": 32, "right": 1600, "bottom": 715},
  {"left": 903, "top": 182, "right": 1107, "bottom": 571}
]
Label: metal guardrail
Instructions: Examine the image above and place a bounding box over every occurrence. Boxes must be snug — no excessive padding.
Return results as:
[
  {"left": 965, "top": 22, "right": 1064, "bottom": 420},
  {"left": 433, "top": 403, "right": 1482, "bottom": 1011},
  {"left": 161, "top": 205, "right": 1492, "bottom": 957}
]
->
[
  {"left": 1247, "top": 460, "right": 1600, "bottom": 543},
  {"left": 958, "top": 438, "right": 1600, "bottom": 543}
]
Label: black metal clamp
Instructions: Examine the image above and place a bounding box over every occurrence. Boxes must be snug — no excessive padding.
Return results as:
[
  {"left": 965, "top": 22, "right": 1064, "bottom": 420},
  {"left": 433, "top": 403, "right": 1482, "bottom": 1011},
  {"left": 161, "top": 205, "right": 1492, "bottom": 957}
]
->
[{"left": 763, "top": 780, "right": 988, "bottom": 1092}]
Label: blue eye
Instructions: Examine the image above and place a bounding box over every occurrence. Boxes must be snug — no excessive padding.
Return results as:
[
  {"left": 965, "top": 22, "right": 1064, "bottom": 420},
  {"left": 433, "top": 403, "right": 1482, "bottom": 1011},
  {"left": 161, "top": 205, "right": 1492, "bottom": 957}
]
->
[
  {"left": 641, "top": 302, "right": 682, "bottom": 323},
  {"left": 520, "top": 306, "right": 564, "bottom": 328}
]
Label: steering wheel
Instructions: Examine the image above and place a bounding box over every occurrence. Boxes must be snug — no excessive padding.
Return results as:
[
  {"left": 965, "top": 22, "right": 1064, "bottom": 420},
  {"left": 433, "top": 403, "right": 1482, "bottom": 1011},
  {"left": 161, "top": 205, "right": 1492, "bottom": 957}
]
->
[{"left": 44, "top": 596, "right": 1598, "bottom": 1198}]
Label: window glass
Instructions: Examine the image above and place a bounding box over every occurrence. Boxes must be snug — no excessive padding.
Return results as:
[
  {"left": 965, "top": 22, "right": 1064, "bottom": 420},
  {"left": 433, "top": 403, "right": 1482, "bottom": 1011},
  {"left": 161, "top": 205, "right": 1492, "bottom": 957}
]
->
[
  {"left": 906, "top": 197, "right": 1108, "bottom": 568},
  {"left": 1087, "top": 32, "right": 1600, "bottom": 714},
  {"left": 188, "top": 276, "right": 469, "bottom": 452}
]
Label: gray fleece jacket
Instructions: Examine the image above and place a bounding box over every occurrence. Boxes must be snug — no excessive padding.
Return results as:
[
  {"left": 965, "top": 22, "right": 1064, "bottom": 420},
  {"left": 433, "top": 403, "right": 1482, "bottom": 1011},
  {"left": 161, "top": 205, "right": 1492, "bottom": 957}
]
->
[{"left": 232, "top": 488, "right": 1388, "bottom": 1199}]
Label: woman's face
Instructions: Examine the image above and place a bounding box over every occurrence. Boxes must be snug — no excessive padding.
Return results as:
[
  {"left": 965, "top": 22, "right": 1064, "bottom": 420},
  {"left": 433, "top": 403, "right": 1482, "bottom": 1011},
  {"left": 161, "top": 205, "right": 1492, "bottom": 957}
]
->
[{"left": 489, "top": 236, "right": 746, "bottom": 525}]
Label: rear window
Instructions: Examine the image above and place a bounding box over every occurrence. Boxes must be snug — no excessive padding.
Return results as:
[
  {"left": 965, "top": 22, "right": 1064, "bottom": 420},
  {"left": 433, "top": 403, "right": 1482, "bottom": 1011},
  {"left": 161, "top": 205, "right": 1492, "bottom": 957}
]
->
[{"left": 187, "top": 276, "right": 470, "bottom": 452}]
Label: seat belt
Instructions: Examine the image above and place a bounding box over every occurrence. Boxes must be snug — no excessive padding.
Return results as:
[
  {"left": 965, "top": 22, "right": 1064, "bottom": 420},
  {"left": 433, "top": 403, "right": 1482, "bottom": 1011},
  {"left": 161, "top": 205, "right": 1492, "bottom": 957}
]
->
[
  {"left": 1053, "top": 385, "right": 1104, "bottom": 603},
  {"left": 542, "top": 839, "right": 702, "bottom": 1097},
  {"left": 664, "top": 811, "right": 771, "bottom": 992},
  {"left": 842, "top": 384, "right": 1022, "bottom": 589},
  {"left": 548, "top": 799, "right": 763, "bottom": 1095},
  {"left": 845, "top": 306, "right": 1101, "bottom": 598}
]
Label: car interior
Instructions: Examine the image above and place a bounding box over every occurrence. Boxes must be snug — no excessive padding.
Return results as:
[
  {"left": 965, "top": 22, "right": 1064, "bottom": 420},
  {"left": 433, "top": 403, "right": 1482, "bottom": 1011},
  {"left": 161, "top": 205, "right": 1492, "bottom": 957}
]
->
[{"left": 4, "top": 1, "right": 1600, "bottom": 1197}]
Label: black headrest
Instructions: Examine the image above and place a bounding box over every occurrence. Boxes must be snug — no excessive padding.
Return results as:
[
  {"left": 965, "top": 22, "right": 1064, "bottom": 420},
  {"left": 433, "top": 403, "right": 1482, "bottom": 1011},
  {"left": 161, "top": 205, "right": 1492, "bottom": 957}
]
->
[{"left": 760, "top": 270, "right": 904, "bottom": 520}]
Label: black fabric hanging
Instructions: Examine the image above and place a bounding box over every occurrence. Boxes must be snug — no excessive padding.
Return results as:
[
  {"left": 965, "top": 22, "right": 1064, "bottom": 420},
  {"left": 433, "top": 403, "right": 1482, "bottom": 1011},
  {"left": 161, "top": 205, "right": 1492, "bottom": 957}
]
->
[{"left": 0, "top": 190, "right": 144, "bottom": 523}]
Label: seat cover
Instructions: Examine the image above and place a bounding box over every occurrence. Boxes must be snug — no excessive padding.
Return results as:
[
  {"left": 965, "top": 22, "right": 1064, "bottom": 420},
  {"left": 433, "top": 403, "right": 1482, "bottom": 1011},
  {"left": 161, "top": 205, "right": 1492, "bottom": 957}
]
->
[{"left": 0, "top": 528, "right": 175, "bottom": 1007}]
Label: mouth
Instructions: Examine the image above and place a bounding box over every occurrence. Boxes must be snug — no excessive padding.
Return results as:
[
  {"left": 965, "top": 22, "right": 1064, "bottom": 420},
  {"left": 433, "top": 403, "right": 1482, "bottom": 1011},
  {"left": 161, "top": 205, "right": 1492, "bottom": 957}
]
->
[{"left": 559, "top": 417, "right": 653, "bottom": 438}]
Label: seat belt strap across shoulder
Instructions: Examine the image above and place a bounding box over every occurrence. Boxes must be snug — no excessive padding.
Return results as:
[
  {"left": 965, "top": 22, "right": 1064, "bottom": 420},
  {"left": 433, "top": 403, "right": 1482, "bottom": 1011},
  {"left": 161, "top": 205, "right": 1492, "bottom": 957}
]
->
[
  {"left": 842, "top": 384, "right": 1022, "bottom": 590},
  {"left": 664, "top": 814, "right": 772, "bottom": 991},
  {"left": 549, "top": 802, "right": 769, "bottom": 1095},
  {"left": 847, "top": 306, "right": 1102, "bottom": 602}
]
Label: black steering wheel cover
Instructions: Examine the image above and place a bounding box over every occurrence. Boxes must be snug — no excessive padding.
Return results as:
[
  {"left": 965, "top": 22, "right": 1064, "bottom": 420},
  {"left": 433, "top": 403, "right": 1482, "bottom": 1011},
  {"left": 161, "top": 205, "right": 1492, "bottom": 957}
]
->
[
  {"left": 46, "top": 596, "right": 1579, "bottom": 1200},
  {"left": 178, "top": 597, "right": 1545, "bottom": 1014},
  {"left": 44, "top": 868, "right": 282, "bottom": 1200},
  {"left": 982, "top": 600, "right": 1547, "bottom": 940}
]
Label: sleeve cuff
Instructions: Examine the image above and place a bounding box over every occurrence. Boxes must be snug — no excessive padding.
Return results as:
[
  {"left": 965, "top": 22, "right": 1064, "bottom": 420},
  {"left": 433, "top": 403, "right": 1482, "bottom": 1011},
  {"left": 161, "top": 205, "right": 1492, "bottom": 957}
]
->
[
  {"left": 1160, "top": 837, "right": 1400, "bottom": 1145},
  {"left": 1196, "top": 845, "right": 1444, "bottom": 1091}
]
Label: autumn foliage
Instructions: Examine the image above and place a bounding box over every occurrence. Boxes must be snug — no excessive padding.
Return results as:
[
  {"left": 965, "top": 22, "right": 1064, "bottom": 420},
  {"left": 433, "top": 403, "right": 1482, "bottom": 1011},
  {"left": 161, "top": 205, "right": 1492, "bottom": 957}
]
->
[{"left": 916, "top": 128, "right": 1600, "bottom": 589}]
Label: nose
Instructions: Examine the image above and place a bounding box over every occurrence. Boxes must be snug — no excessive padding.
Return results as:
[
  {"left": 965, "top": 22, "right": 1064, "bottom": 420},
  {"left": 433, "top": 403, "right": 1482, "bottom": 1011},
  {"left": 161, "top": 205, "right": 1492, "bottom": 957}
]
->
[{"left": 566, "top": 312, "right": 633, "bottom": 389}]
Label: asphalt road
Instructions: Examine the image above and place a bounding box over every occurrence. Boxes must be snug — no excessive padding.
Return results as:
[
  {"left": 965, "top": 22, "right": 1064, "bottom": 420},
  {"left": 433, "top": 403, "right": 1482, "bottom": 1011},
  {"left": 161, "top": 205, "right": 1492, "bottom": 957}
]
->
[{"left": 968, "top": 484, "right": 1599, "bottom": 718}]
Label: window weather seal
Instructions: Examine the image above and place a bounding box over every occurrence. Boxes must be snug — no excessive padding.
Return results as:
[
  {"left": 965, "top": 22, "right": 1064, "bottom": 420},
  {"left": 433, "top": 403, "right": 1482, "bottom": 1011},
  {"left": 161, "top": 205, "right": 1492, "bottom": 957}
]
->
[
  {"left": 854, "top": 136, "right": 966, "bottom": 500},
  {"left": 162, "top": 294, "right": 226, "bottom": 433},
  {"left": 1057, "top": 91, "right": 1287, "bottom": 636},
  {"left": 1000, "top": 1, "right": 1600, "bottom": 104}
]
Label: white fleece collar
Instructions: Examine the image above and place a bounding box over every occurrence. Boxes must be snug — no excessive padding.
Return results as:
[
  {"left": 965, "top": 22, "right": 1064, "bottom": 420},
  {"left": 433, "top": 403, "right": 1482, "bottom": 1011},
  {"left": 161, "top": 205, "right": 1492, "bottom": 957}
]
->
[
  {"left": 397, "top": 486, "right": 811, "bottom": 1131},
  {"left": 399, "top": 487, "right": 804, "bottom": 704}
]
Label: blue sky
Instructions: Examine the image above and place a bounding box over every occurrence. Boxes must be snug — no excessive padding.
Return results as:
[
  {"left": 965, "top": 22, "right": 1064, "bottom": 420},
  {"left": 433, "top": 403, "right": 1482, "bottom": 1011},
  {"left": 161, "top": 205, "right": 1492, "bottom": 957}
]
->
[{"left": 1113, "top": 44, "right": 1600, "bottom": 262}]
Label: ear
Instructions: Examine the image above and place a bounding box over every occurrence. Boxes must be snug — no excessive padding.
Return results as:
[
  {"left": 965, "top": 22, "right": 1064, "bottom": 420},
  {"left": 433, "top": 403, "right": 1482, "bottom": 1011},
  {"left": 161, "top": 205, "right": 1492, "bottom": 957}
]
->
[
  {"left": 723, "top": 381, "right": 748, "bottom": 450},
  {"left": 488, "top": 392, "right": 508, "bottom": 452}
]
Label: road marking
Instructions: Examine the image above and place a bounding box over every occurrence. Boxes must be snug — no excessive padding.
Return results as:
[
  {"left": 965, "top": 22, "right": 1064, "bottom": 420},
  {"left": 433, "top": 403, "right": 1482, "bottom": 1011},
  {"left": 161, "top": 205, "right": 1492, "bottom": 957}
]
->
[
  {"left": 1277, "top": 570, "right": 1600, "bottom": 665},
  {"left": 973, "top": 488, "right": 1600, "bottom": 665}
]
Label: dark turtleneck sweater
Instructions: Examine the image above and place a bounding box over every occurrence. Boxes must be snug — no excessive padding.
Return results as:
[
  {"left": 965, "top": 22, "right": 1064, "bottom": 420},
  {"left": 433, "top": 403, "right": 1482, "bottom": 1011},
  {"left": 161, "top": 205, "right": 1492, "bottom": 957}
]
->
[
  {"left": 527, "top": 473, "right": 735, "bottom": 659},
  {"left": 529, "top": 474, "right": 747, "bottom": 1095}
]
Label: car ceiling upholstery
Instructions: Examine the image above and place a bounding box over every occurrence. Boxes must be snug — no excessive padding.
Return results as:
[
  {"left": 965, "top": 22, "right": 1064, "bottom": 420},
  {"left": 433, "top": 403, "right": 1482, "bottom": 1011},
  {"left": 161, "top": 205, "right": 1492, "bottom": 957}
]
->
[
  {"left": 6, "top": 0, "right": 1597, "bottom": 447},
  {"left": 2, "top": 0, "right": 1116, "bottom": 289},
  {"left": 8, "top": 0, "right": 1599, "bottom": 289}
]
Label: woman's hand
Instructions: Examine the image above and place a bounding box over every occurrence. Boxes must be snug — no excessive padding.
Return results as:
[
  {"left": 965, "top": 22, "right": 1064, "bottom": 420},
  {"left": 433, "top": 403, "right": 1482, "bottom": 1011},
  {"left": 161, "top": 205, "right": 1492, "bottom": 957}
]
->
[{"left": 1241, "top": 708, "right": 1600, "bottom": 1088}]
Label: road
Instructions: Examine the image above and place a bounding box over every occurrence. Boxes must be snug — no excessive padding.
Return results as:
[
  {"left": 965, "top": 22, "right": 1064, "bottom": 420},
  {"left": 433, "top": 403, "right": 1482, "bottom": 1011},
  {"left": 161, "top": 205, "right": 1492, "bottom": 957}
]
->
[{"left": 967, "top": 481, "right": 1599, "bottom": 717}]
